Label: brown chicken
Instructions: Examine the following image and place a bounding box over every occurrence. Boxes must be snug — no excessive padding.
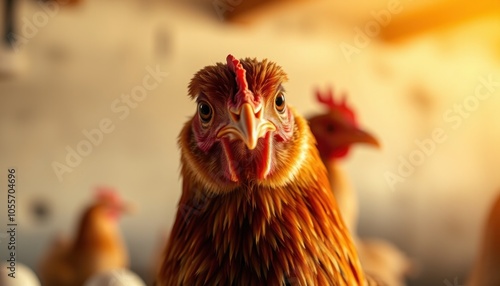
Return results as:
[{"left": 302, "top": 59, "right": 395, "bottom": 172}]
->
[
  {"left": 309, "top": 88, "right": 412, "bottom": 286},
  {"left": 467, "top": 192, "right": 500, "bottom": 286},
  {"left": 158, "top": 55, "right": 378, "bottom": 285},
  {"left": 39, "top": 187, "right": 132, "bottom": 286},
  {"left": 308, "top": 88, "right": 380, "bottom": 232}
]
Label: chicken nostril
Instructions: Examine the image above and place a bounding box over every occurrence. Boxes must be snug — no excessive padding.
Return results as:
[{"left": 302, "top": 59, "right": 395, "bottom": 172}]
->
[
  {"left": 255, "top": 109, "right": 262, "bottom": 119},
  {"left": 231, "top": 103, "right": 260, "bottom": 122},
  {"left": 231, "top": 112, "right": 240, "bottom": 122}
]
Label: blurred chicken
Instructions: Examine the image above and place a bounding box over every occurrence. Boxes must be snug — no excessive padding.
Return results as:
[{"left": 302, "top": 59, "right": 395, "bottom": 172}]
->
[
  {"left": 467, "top": 192, "right": 500, "bottom": 286},
  {"left": 308, "top": 88, "right": 380, "bottom": 232},
  {"left": 39, "top": 187, "right": 132, "bottom": 286},
  {"left": 158, "top": 55, "right": 379, "bottom": 285},
  {"left": 309, "top": 88, "right": 412, "bottom": 286}
]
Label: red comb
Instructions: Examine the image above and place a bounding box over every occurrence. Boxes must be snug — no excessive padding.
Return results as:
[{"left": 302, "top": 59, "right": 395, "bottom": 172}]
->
[
  {"left": 315, "top": 87, "right": 356, "bottom": 123},
  {"left": 227, "top": 54, "right": 248, "bottom": 92},
  {"left": 227, "top": 54, "right": 254, "bottom": 103},
  {"left": 95, "top": 186, "right": 120, "bottom": 203}
]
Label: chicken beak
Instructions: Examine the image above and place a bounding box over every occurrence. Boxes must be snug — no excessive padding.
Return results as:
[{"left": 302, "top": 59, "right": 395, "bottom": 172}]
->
[
  {"left": 218, "top": 103, "right": 275, "bottom": 150},
  {"left": 336, "top": 127, "right": 381, "bottom": 148},
  {"left": 118, "top": 201, "right": 138, "bottom": 215}
]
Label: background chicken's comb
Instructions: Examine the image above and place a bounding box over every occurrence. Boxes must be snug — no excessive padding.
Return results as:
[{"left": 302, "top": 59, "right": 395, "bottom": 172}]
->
[
  {"left": 315, "top": 87, "right": 357, "bottom": 124},
  {"left": 95, "top": 186, "right": 121, "bottom": 203}
]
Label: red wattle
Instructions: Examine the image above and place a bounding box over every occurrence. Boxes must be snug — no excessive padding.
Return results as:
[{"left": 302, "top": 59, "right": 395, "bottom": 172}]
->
[
  {"left": 221, "top": 137, "right": 239, "bottom": 182},
  {"left": 258, "top": 133, "right": 273, "bottom": 180}
]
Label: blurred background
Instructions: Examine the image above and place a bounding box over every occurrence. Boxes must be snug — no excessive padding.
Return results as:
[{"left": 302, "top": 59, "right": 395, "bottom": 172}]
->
[{"left": 0, "top": 0, "right": 499, "bottom": 285}]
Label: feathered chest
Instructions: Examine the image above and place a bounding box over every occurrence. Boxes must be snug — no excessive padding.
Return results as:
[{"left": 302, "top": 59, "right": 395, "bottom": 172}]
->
[{"left": 160, "top": 180, "right": 364, "bottom": 286}]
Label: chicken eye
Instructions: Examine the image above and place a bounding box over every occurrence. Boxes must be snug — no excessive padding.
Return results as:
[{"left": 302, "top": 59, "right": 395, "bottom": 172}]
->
[
  {"left": 275, "top": 92, "right": 286, "bottom": 113},
  {"left": 326, "top": 124, "right": 335, "bottom": 133},
  {"left": 198, "top": 101, "right": 213, "bottom": 124}
]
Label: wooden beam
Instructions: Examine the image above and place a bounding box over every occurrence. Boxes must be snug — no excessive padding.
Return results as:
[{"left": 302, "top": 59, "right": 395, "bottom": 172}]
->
[{"left": 379, "top": 0, "right": 500, "bottom": 42}]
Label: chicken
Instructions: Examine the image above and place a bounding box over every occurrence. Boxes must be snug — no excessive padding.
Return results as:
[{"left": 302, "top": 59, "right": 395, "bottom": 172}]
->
[
  {"left": 39, "top": 187, "right": 132, "bottom": 286},
  {"left": 308, "top": 88, "right": 379, "bottom": 232},
  {"left": 467, "top": 192, "right": 500, "bottom": 286},
  {"left": 309, "top": 88, "right": 412, "bottom": 286},
  {"left": 158, "top": 54, "right": 378, "bottom": 285}
]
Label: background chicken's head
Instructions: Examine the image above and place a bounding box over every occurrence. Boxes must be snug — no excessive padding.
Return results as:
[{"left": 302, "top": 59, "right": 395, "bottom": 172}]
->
[
  {"left": 309, "top": 88, "right": 380, "bottom": 161},
  {"left": 85, "top": 187, "right": 133, "bottom": 224}
]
